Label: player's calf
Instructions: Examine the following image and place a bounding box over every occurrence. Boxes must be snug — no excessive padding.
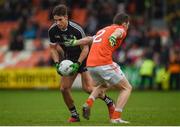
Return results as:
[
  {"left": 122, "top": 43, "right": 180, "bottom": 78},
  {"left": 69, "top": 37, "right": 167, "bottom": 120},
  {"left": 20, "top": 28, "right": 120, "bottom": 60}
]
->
[{"left": 107, "top": 103, "right": 115, "bottom": 119}]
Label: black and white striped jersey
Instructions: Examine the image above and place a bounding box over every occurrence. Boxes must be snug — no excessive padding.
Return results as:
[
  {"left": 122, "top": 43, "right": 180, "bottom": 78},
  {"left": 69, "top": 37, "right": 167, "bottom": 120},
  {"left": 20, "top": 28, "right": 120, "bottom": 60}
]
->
[{"left": 48, "top": 21, "right": 86, "bottom": 62}]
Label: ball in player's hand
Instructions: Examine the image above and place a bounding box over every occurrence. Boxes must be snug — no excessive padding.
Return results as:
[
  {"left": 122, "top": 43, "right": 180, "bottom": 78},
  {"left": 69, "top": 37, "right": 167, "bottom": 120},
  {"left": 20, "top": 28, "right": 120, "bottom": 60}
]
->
[{"left": 58, "top": 60, "right": 73, "bottom": 76}]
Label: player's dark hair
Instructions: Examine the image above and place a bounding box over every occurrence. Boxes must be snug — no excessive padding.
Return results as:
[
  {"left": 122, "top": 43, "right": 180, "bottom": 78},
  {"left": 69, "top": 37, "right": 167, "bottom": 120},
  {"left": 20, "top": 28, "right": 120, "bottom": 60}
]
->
[
  {"left": 113, "top": 13, "right": 130, "bottom": 25},
  {"left": 52, "top": 4, "right": 68, "bottom": 16}
]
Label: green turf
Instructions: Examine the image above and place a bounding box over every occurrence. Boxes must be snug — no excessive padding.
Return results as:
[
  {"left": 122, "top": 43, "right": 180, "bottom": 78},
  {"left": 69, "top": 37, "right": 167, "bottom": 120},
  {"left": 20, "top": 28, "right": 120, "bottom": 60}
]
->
[{"left": 0, "top": 90, "right": 180, "bottom": 126}]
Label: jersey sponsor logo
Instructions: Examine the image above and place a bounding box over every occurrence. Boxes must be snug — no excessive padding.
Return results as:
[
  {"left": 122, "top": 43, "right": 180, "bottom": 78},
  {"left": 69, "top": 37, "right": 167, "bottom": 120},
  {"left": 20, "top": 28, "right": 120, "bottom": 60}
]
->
[
  {"left": 54, "top": 35, "right": 61, "bottom": 39},
  {"left": 61, "top": 34, "right": 75, "bottom": 41}
]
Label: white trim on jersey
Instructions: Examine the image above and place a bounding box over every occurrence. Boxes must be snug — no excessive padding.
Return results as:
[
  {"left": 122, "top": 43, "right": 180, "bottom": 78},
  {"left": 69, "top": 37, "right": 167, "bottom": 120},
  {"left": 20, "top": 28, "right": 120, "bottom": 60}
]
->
[
  {"left": 49, "top": 42, "right": 57, "bottom": 45},
  {"left": 69, "top": 21, "right": 86, "bottom": 37},
  {"left": 48, "top": 23, "right": 57, "bottom": 32},
  {"left": 92, "top": 35, "right": 96, "bottom": 39}
]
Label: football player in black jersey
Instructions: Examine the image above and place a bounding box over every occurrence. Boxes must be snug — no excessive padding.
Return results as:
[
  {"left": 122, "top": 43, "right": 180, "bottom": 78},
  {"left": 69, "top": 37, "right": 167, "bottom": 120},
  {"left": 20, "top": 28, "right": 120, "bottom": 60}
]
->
[{"left": 48, "top": 4, "right": 115, "bottom": 122}]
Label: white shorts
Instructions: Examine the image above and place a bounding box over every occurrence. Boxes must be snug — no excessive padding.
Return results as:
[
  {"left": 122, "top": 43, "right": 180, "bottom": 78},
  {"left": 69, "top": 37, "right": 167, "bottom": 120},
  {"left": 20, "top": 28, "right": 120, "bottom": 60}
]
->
[{"left": 87, "top": 62, "right": 125, "bottom": 86}]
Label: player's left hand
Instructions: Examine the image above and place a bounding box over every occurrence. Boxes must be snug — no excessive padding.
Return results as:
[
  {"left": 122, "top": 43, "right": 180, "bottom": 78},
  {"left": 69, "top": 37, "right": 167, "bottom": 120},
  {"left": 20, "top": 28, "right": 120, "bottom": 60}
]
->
[
  {"left": 69, "top": 62, "right": 81, "bottom": 75},
  {"left": 109, "top": 35, "right": 117, "bottom": 47},
  {"left": 64, "top": 36, "right": 77, "bottom": 46},
  {"left": 54, "top": 62, "right": 63, "bottom": 76}
]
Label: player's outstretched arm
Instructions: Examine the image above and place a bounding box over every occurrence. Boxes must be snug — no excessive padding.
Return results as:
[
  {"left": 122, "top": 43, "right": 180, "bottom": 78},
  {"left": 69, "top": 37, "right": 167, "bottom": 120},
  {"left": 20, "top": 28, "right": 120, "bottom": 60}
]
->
[
  {"left": 77, "top": 36, "right": 93, "bottom": 45},
  {"left": 64, "top": 36, "right": 93, "bottom": 46}
]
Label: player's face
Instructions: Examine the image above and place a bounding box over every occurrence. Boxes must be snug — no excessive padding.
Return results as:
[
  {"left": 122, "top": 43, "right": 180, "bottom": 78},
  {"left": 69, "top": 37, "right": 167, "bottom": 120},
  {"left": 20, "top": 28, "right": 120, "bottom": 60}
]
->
[{"left": 54, "top": 15, "right": 68, "bottom": 30}]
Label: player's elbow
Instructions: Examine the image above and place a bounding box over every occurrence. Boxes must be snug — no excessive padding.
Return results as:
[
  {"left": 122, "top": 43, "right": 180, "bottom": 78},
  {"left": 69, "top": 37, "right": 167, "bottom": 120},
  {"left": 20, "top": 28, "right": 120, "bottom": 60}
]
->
[
  {"left": 60, "top": 85, "right": 71, "bottom": 92},
  {"left": 83, "top": 36, "right": 93, "bottom": 45}
]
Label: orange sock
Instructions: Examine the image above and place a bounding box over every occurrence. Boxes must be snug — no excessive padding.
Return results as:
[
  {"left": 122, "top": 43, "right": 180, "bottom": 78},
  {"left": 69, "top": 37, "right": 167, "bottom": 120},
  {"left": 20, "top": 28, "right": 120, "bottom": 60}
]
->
[
  {"left": 86, "top": 98, "right": 94, "bottom": 107},
  {"left": 111, "top": 111, "right": 121, "bottom": 119}
]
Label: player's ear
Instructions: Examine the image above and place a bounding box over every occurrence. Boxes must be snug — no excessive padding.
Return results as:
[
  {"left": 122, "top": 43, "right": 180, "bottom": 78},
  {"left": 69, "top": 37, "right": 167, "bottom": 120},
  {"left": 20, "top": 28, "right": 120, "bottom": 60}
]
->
[
  {"left": 126, "top": 21, "right": 130, "bottom": 29},
  {"left": 65, "top": 15, "right": 68, "bottom": 20},
  {"left": 122, "top": 22, "right": 126, "bottom": 27},
  {"left": 122, "top": 22, "right": 129, "bottom": 29}
]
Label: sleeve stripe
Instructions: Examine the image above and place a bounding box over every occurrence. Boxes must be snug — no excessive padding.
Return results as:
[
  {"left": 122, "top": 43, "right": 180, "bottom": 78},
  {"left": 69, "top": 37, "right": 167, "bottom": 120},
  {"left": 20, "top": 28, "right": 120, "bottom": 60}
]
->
[
  {"left": 48, "top": 23, "right": 57, "bottom": 32},
  {"left": 119, "top": 28, "right": 125, "bottom": 38},
  {"left": 118, "top": 28, "right": 125, "bottom": 33},
  {"left": 49, "top": 42, "right": 57, "bottom": 45},
  {"left": 69, "top": 21, "right": 86, "bottom": 37}
]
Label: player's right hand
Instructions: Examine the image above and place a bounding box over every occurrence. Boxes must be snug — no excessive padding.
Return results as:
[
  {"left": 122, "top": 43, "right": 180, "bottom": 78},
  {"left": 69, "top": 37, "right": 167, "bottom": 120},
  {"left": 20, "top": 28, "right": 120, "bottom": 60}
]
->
[
  {"left": 54, "top": 62, "right": 63, "bottom": 76},
  {"left": 109, "top": 35, "right": 117, "bottom": 47},
  {"left": 64, "top": 36, "right": 77, "bottom": 46},
  {"left": 69, "top": 62, "right": 81, "bottom": 75}
]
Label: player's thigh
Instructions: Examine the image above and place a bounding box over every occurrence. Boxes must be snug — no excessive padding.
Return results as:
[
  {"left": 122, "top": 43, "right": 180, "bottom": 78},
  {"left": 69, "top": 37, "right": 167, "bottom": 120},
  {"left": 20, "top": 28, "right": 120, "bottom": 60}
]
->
[
  {"left": 103, "top": 63, "right": 132, "bottom": 90},
  {"left": 60, "top": 75, "right": 77, "bottom": 89},
  {"left": 87, "top": 67, "right": 107, "bottom": 86},
  {"left": 114, "top": 76, "right": 132, "bottom": 91},
  {"left": 97, "top": 62, "right": 125, "bottom": 86},
  {"left": 92, "top": 84, "right": 108, "bottom": 97},
  {"left": 81, "top": 71, "right": 94, "bottom": 89}
]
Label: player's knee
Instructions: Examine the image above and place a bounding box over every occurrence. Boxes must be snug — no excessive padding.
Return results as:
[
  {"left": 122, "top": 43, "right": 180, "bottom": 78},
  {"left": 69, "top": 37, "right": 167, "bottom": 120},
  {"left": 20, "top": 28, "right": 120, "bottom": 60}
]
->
[
  {"left": 82, "top": 85, "right": 93, "bottom": 94},
  {"left": 98, "top": 89, "right": 105, "bottom": 97},
  {"left": 83, "top": 87, "right": 93, "bottom": 94},
  {"left": 60, "top": 85, "right": 71, "bottom": 93},
  {"left": 126, "top": 83, "right": 132, "bottom": 92},
  {"left": 129, "top": 84, "right": 133, "bottom": 92}
]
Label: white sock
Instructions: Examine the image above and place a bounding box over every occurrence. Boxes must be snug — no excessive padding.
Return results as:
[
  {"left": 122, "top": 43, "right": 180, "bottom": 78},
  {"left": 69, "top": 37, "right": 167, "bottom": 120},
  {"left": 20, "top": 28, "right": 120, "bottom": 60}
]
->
[
  {"left": 89, "top": 95, "right": 95, "bottom": 101},
  {"left": 115, "top": 108, "right": 123, "bottom": 112}
]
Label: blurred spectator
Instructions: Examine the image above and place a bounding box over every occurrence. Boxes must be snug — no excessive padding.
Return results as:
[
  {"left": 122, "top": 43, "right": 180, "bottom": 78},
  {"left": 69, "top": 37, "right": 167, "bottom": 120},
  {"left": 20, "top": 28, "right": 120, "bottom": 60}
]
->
[
  {"left": 89, "top": 0, "right": 117, "bottom": 29},
  {"left": 159, "top": 45, "right": 170, "bottom": 66},
  {"left": 155, "top": 64, "right": 170, "bottom": 90},
  {"left": 23, "top": 18, "right": 39, "bottom": 39},
  {"left": 139, "top": 49, "right": 155, "bottom": 90},
  {"left": 84, "top": 10, "right": 98, "bottom": 35},
  {"left": 8, "top": 18, "right": 26, "bottom": 51},
  {"left": 0, "top": 0, "right": 33, "bottom": 21},
  {"left": 0, "top": 33, "right": 2, "bottom": 39},
  {"left": 36, "top": 56, "right": 47, "bottom": 66},
  {"left": 126, "top": 42, "right": 143, "bottom": 66},
  {"left": 169, "top": 14, "right": 180, "bottom": 42},
  {"left": 33, "top": 38, "right": 44, "bottom": 51},
  {"left": 168, "top": 46, "right": 180, "bottom": 90},
  {"left": 146, "top": 28, "right": 162, "bottom": 53},
  {"left": 37, "top": 24, "right": 49, "bottom": 38},
  {"left": 9, "top": 28, "right": 24, "bottom": 51}
]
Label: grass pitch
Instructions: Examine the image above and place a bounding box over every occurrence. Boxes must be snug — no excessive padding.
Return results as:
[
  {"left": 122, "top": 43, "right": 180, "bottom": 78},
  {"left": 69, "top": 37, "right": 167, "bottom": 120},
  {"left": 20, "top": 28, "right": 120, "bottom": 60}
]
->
[{"left": 0, "top": 89, "right": 180, "bottom": 126}]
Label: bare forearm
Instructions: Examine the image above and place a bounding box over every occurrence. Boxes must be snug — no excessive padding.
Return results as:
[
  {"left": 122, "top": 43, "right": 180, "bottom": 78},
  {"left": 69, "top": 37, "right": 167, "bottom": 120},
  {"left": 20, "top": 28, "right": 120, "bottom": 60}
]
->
[
  {"left": 78, "top": 45, "right": 89, "bottom": 63},
  {"left": 49, "top": 44, "right": 64, "bottom": 63},
  {"left": 50, "top": 49, "right": 61, "bottom": 63},
  {"left": 76, "top": 36, "right": 93, "bottom": 46}
]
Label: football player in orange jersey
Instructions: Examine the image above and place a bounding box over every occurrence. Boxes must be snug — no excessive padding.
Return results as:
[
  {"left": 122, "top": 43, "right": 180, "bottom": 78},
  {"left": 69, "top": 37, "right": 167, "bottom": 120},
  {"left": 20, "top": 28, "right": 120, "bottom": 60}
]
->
[{"left": 65, "top": 13, "right": 132, "bottom": 123}]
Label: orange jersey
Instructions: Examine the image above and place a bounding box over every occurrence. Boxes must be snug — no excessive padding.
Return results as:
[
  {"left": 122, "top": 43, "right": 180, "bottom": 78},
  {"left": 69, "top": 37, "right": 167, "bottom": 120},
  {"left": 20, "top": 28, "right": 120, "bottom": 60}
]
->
[{"left": 87, "top": 24, "right": 127, "bottom": 67}]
